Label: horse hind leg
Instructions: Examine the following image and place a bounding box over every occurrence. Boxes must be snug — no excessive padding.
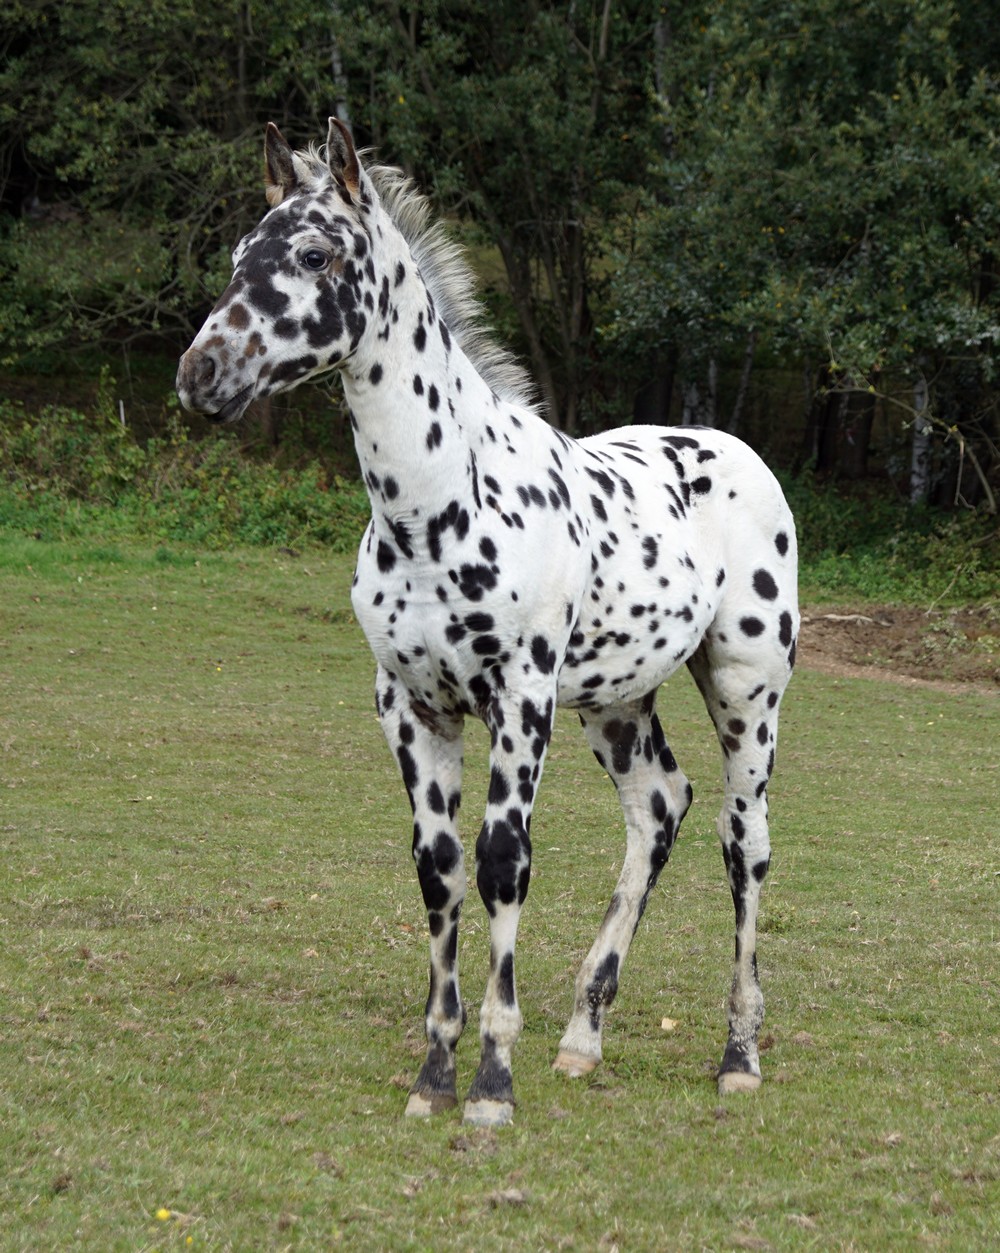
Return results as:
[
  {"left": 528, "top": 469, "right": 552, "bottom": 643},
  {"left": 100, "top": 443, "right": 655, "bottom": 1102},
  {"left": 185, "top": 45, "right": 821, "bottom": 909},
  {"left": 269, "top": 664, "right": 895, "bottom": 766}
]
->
[
  {"left": 687, "top": 625, "right": 794, "bottom": 1094},
  {"left": 554, "top": 693, "right": 692, "bottom": 1077},
  {"left": 375, "top": 669, "right": 467, "bottom": 1117}
]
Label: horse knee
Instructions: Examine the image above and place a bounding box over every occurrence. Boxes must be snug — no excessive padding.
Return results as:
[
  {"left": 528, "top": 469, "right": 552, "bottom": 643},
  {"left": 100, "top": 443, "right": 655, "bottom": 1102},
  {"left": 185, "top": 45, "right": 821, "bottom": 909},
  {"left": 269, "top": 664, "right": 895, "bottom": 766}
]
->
[
  {"left": 476, "top": 813, "right": 531, "bottom": 911},
  {"left": 414, "top": 826, "right": 464, "bottom": 912}
]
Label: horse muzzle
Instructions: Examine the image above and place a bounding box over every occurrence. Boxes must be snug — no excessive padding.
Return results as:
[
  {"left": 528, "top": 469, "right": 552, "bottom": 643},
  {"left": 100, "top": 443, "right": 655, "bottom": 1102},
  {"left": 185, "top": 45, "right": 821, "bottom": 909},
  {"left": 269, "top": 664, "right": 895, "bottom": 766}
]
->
[{"left": 176, "top": 347, "right": 254, "bottom": 422}]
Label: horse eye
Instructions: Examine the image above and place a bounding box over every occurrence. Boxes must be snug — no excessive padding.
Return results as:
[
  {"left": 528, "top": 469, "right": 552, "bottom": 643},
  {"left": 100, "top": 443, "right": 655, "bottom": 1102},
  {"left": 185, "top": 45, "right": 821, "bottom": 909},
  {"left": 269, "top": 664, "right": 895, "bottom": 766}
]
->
[{"left": 301, "top": 248, "right": 329, "bottom": 271}]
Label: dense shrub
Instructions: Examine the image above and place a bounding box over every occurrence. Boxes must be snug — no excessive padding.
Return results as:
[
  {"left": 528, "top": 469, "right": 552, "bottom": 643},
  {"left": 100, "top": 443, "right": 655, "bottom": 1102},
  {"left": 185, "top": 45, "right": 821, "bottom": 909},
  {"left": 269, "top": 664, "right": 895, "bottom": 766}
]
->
[
  {"left": 781, "top": 473, "right": 999, "bottom": 603},
  {"left": 0, "top": 399, "right": 370, "bottom": 552},
  {"left": 1, "top": 398, "right": 995, "bottom": 604}
]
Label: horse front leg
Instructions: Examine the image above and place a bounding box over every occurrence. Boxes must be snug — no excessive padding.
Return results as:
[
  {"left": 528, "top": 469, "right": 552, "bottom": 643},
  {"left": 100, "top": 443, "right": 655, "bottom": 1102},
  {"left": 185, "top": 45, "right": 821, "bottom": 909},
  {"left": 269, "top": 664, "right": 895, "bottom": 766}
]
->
[
  {"left": 376, "top": 669, "right": 467, "bottom": 1116},
  {"left": 463, "top": 689, "right": 554, "bottom": 1127}
]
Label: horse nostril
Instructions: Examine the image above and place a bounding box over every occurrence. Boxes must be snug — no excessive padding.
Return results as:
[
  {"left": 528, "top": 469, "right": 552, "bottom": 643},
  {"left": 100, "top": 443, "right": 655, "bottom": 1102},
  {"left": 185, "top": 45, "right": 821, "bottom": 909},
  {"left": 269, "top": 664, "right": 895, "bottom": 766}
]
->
[{"left": 177, "top": 347, "right": 216, "bottom": 397}]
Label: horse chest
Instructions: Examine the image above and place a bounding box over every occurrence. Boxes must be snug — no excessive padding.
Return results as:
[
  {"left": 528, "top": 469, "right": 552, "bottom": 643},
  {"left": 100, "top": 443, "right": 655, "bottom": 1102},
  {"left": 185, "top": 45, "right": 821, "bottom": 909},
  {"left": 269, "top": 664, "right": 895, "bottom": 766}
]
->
[{"left": 351, "top": 538, "right": 561, "bottom": 714}]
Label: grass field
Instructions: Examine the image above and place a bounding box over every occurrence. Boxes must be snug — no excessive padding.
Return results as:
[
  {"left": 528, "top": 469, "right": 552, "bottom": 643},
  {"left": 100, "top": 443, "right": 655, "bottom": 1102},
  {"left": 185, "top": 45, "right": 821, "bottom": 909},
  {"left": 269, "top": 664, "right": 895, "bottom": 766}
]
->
[{"left": 2, "top": 538, "right": 998, "bottom": 1250}]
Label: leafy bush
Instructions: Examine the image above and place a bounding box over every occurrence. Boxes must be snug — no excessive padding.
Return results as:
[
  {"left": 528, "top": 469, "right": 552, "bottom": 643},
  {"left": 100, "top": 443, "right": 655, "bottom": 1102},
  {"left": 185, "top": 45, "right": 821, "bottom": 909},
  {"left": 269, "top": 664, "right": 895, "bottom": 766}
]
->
[
  {"left": 782, "top": 473, "right": 999, "bottom": 604},
  {"left": 1, "top": 396, "right": 995, "bottom": 605},
  {"left": 0, "top": 397, "right": 370, "bottom": 552}
]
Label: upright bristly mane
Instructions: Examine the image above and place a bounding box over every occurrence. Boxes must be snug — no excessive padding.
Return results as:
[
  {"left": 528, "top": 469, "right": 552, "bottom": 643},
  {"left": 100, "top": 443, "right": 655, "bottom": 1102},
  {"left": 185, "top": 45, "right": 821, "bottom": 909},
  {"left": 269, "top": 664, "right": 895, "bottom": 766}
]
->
[{"left": 298, "top": 143, "right": 539, "bottom": 411}]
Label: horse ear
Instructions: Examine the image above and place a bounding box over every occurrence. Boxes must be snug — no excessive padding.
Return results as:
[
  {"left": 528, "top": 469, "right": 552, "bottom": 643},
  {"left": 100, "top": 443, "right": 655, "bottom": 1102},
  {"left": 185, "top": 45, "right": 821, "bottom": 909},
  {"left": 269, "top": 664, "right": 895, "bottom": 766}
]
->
[
  {"left": 326, "top": 117, "right": 360, "bottom": 199},
  {"left": 264, "top": 122, "right": 297, "bottom": 207}
]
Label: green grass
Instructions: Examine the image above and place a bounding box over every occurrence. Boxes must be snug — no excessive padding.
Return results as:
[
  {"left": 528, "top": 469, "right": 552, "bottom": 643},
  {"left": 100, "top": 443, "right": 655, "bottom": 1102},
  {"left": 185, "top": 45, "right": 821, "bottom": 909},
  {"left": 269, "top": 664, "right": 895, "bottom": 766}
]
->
[{"left": 2, "top": 539, "right": 998, "bottom": 1250}]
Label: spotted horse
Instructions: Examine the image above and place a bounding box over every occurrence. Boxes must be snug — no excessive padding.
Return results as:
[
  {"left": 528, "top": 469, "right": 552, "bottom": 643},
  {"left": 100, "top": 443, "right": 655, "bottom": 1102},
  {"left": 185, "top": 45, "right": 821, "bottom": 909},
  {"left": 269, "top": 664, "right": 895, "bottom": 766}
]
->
[{"left": 177, "top": 119, "right": 799, "bottom": 1128}]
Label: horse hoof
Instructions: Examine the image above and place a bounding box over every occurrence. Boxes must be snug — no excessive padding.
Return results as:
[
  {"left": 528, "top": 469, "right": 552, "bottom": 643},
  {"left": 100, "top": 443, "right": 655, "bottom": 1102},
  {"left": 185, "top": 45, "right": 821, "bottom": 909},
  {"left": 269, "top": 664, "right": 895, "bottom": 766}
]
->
[
  {"left": 405, "top": 1090, "right": 457, "bottom": 1117},
  {"left": 463, "top": 1098, "right": 514, "bottom": 1127},
  {"left": 717, "top": 1069, "right": 762, "bottom": 1095},
  {"left": 552, "top": 1049, "right": 598, "bottom": 1078}
]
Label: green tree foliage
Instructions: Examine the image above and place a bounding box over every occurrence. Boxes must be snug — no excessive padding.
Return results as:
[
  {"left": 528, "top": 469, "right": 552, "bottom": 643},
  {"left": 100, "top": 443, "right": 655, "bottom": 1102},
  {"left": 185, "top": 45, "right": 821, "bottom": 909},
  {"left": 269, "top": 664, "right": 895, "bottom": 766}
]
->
[
  {"left": 0, "top": 0, "right": 336, "bottom": 356},
  {"left": 1, "top": 0, "right": 659, "bottom": 435},
  {"left": 1, "top": 0, "right": 997, "bottom": 504},
  {"left": 326, "top": 1, "right": 659, "bottom": 431},
  {"left": 611, "top": 0, "right": 999, "bottom": 501}
]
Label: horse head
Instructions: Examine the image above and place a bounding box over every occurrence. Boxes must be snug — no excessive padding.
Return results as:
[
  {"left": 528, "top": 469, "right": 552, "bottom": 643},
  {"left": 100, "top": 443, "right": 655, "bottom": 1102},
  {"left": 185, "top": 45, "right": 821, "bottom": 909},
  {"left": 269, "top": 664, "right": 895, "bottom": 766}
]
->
[{"left": 177, "top": 119, "right": 375, "bottom": 422}]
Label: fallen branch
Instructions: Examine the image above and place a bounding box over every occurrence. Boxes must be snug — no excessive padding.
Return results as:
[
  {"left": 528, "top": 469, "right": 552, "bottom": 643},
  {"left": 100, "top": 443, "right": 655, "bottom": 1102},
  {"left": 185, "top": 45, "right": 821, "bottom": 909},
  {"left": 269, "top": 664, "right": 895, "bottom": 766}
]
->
[{"left": 802, "top": 613, "right": 892, "bottom": 627}]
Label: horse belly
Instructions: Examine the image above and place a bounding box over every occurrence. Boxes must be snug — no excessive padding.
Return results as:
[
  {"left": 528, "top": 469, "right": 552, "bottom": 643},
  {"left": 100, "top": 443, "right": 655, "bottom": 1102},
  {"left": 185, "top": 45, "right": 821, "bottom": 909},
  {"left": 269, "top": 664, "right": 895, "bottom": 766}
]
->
[{"left": 557, "top": 562, "right": 715, "bottom": 708}]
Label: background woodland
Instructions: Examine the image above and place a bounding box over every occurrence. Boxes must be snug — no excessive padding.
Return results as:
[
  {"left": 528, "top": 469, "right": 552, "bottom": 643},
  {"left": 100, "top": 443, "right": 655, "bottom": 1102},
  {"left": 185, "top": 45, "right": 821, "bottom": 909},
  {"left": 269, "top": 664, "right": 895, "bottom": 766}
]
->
[{"left": 1, "top": 1, "right": 998, "bottom": 521}]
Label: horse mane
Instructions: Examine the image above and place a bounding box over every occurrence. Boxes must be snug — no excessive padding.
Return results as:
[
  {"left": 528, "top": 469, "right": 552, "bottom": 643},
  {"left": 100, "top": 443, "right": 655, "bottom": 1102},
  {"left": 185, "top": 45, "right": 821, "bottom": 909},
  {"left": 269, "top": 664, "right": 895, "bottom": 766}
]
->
[{"left": 298, "top": 143, "right": 539, "bottom": 412}]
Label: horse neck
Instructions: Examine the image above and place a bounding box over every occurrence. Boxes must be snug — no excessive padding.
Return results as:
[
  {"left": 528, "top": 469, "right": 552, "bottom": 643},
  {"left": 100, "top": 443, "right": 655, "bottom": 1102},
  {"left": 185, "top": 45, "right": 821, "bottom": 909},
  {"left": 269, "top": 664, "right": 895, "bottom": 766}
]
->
[{"left": 342, "top": 259, "right": 494, "bottom": 518}]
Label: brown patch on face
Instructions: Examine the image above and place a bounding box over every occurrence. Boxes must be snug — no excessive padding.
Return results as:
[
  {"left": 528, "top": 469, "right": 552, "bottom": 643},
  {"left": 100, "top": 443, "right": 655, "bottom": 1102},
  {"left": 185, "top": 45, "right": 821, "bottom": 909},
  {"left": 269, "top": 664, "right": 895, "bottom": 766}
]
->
[
  {"left": 199, "top": 334, "right": 231, "bottom": 370},
  {"left": 228, "top": 302, "right": 251, "bottom": 330}
]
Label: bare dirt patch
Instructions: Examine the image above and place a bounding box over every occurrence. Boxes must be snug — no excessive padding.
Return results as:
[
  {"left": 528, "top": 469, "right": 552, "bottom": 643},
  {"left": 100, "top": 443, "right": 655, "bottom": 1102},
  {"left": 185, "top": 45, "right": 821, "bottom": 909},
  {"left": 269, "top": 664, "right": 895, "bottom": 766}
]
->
[{"left": 798, "top": 604, "right": 1000, "bottom": 693}]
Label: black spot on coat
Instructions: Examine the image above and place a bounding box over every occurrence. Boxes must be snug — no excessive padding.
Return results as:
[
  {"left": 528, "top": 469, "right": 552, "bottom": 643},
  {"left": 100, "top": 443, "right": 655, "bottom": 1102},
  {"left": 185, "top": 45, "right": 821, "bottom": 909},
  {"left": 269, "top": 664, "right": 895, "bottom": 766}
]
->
[
  {"left": 752, "top": 569, "right": 778, "bottom": 600},
  {"left": 530, "top": 635, "right": 557, "bottom": 674}
]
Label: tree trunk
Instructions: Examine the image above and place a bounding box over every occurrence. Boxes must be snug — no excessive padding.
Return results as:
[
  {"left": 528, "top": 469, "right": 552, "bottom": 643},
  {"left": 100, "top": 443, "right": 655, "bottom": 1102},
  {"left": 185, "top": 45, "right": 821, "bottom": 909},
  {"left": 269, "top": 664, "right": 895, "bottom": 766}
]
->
[
  {"left": 330, "top": 4, "right": 351, "bottom": 127},
  {"left": 250, "top": 395, "right": 280, "bottom": 448},
  {"left": 231, "top": 3, "right": 253, "bottom": 139},
  {"left": 843, "top": 380, "right": 878, "bottom": 480},
  {"left": 819, "top": 390, "right": 847, "bottom": 473},
  {"left": 680, "top": 364, "right": 716, "bottom": 427},
  {"left": 804, "top": 368, "right": 847, "bottom": 475},
  {"left": 681, "top": 379, "right": 701, "bottom": 425},
  {"left": 706, "top": 357, "right": 718, "bottom": 427},
  {"left": 633, "top": 348, "right": 676, "bottom": 425},
  {"left": 727, "top": 328, "right": 757, "bottom": 435},
  {"left": 909, "top": 377, "right": 932, "bottom": 504},
  {"left": 493, "top": 232, "right": 560, "bottom": 423},
  {"left": 653, "top": 13, "right": 675, "bottom": 157}
]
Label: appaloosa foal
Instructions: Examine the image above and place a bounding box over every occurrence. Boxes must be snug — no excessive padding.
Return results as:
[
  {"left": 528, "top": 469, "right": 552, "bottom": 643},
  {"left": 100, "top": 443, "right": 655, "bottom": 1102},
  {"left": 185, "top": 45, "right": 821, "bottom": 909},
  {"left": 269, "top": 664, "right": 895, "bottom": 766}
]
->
[{"left": 177, "top": 119, "right": 799, "bottom": 1126}]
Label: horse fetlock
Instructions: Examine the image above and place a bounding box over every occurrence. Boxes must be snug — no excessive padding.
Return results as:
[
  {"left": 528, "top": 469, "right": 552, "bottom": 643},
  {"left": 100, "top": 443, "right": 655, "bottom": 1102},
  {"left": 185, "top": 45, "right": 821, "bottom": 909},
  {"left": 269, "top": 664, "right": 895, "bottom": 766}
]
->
[
  {"left": 408, "top": 1038, "right": 458, "bottom": 1114},
  {"left": 718, "top": 1034, "right": 762, "bottom": 1094},
  {"left": 466, "top": 1032, "right": 515, "bottom": 1119},
  {"left": 555, "top": 1012, "right": 604, "bottom": 1075}
]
